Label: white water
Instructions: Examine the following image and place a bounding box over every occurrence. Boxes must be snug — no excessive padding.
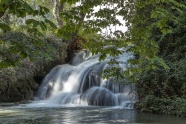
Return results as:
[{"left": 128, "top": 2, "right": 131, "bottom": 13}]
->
[{"left": 28, "top": 49, "right": 137, "bottom": 108}]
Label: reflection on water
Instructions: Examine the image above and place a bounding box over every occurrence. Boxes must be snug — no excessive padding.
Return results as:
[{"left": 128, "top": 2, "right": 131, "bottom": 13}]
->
[{"left": 0, "top": 105, "right": 186, "bottom": 124}]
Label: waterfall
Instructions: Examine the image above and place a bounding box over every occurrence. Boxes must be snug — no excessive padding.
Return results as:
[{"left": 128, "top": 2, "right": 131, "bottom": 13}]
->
[{"left": 33, "top": 49, "right": 137, "bottom": 108}]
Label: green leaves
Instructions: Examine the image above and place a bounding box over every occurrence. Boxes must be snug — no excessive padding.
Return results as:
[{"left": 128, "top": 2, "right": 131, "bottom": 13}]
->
[
  {"left": 0, "top": 32, "right": 65, "bottom": 69},
  {"left": 38, "top": 5, "right": 50, "bottom": 15},
  {"left": 151, "top": 7, "right": 174, "bottom": 34},
  {"left": 1, "top": 0, "right": 184, "bottom": 82},
  {"left": 45, "top": 19, "right": 57, "bottom": 28},
  {"left": 0, "top": 0, "right": 56, "bottom": 35},
  {"left": 58, "top": 0, "right": 125, "bottom": 40},
  {"left": 60, "top": 0, "right": 78, "bottom": 4},
  {"left": 0, "top": 0, "right": 12, "bottom": 4},
  {"left": 25, "top": 19, "right": 56, "bottom": 32},
  {"left": 0, "top": 22, "right": 11, "bottom": 31},
  {"left": 26, "top": 19, "right": 45, "bottom": 31},
  {"left": 25, "top": 18, "right": 56, "bottom": 36},
  {"left": 26, "top": 19, "right": 38, "bottom": 26},
  {"left": 58, "top": 0, "right": 186, "bottom": 82}
]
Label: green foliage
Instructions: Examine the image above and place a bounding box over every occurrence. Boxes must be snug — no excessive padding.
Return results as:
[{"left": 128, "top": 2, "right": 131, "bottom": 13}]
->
[
  {"left": 0, "top": 0, "right": 185, "bottom": 80},
  {"left": 0, "top": 32, "right": 66, "bottom": 69},
  {"left": 1, "top": 0, "right": 185, "bottom": 81},
  {"left": 56, "top": 0, "right": 186, "bottom": 81},
  {"left": 0, "top": 0, "right": 185, "bottom": 113},
  {"left": 0, "top": 32, "right": 67, "bottom": 102},
  {"left": 137, "top": 95, "right": 186, "bottom": 117},
  {"left": 0, "top": 0, "right": 59, "bottom": 68},
  {"left": 136, "top": 2, "right": 186, "bottom": 116},
  {"left": 0, "top": 0, "right": 56, "bottom": 35},
  {"left": 0, "top": 22, "right": 11, "bottom": 31}
]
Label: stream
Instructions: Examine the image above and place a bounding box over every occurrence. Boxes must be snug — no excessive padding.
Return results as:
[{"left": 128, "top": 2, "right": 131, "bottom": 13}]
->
[{"left": 1, "top": 104, "right": 186, "bottom": 124}]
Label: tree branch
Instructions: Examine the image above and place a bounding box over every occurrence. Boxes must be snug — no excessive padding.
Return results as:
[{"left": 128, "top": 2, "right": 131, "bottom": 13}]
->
[{"left": 0, "top": 4, "right": 8, "bottom": 19}]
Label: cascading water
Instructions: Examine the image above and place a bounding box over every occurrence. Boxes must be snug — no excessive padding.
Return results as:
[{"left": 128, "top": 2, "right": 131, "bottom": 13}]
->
[{"left": 31, "top": 49, "right": 137, "bottom": 108}]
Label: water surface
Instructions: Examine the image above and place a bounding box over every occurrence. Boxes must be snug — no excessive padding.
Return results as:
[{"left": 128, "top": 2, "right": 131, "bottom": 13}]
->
[{"left": 1, "top": 104, "right": 186, "bottom": 124}]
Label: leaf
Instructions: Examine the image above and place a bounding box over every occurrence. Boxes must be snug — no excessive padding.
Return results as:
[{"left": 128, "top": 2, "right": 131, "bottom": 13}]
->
[
  {"left": 40, "top": 21, "right": 47, "bottom": 31},
  {"left": 0, "top": 61, "right": 12, "bottom": 69},
  {"left": 45, "top": 19, "right": 57, "bottom": 28},
  {"left": 33, "top": 40, "right": 42, "bottom": 48},
  {"left": 33, "top": 20, "right": 40, "bottom": 27},
  {"left": 0, "top": 23, "right": 11, "bottom": 31},
  {"left": 19, "top": 51, "right": 27, "bottom": 59},
  {"left": 26, "top": 19, "right": 35, "bottom": 25}
]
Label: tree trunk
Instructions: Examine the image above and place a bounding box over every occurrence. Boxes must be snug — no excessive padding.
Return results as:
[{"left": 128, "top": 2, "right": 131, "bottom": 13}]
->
[{"left": 52, "top": 0, "right": 64, "bottom": 28}]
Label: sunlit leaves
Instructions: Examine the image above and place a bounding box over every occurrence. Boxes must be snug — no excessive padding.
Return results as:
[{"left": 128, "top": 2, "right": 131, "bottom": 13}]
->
[
  {"left": 58, "top": 0, "right": 125, "bottom": 40},
  {"left": 26, "top": 19, "right": 53, "bottom": 33}
]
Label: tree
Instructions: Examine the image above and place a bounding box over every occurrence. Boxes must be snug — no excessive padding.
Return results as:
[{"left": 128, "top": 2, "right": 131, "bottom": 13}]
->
[
  {"left": 136, "top": 1, "right": 186, "bottom": 116},
  {"left": 1, "top": 0, "right": 186, "bottom": 81},
  {"left": 56, "top": 0, "right": 186, "bottom": 80},
  {"left": 0, "top": 0, "right": 57, "bottom": 68}
]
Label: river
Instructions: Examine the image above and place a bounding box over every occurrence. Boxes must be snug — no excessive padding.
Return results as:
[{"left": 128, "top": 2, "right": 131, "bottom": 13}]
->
[
  {"left": 1, "top": 104, "right": 186, "bottom": 124},
  {"left": 1, "top": 50, "right": 185, "bottom": 123}
]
